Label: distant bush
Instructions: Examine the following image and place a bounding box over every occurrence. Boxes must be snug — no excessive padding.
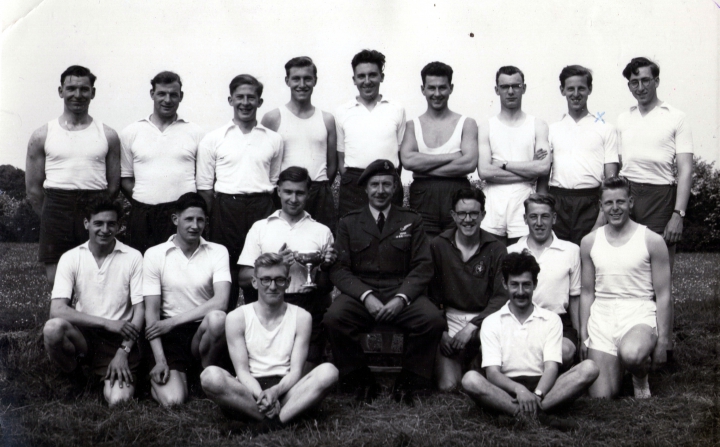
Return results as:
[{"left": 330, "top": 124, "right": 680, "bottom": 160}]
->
[
  {"left": 678, "top": 158, "right": 720, "bottom": 252},
  {"left": 0, "top": 194, "right": 40, "bottom": 242}
]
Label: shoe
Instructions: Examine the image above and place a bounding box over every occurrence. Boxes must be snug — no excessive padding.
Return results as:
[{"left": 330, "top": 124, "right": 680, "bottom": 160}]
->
[
  {"left": 392, "top": 370, "right": 432, "bottom": 406},
  {"left": 632, "top": 374, "right": 651, "bottom": 399},
  {"left": 538, "top": 412, "right": 580, "bottom": 432},
  {"left": 355, "top": 381, "right": 381, "bottom": 404}
]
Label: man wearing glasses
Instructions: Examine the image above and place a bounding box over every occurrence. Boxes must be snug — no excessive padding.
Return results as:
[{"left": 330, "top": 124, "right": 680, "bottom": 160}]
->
[{"left": 429, "top": 188, "right": 507, "bottom": 391}]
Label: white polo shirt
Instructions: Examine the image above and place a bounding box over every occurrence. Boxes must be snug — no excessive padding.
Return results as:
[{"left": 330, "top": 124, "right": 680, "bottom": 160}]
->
[
  {"left": 549, "top": 113, "right": 618, "bottom": 189},
  {"left": 195, "top": 122, "right": 284, "bottom": 194},
  {"left": 143, "top": 236, "right": 231, "bottom": 319},
  {"left": 507, "top": 234, "right": 581, "bottom": 315},
  {"left": 51, "top": 239, "right": 143, "bottom": 322},
  {"left": 618, "top": 103, "right": 693, "bottom": 185},
  {"left": 334, "top": 97, "right": 405, "bottom": 169},
  {"left": 237, "top": 210, "right": 333, "bottom": 294},
  {"left": 120, "top": 116, "right": 204, "bottom": 205},
  {"left": 481, "top": 303, "right": 563, "bottom": 377}
]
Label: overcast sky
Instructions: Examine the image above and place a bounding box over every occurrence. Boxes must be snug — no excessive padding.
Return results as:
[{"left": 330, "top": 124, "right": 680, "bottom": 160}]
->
[{"left": 1, "top": 0, "right": 718, "bottom": 177}]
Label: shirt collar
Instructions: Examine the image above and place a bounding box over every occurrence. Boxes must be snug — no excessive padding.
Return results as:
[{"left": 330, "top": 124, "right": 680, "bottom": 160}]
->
[
  {"left": 267, "top": 209, "right": 314, "bottom": 224},
  {"left": 442, "top": 228, "right": 497, "bottom": 249},
  {"left": 348, "top": 96, "right": 390, "bottom": 108},
  {"left": 629, "top": 102, "right": 670, "bottom": 113},
  {"left": 560, "top": 112, "right": 595, "bottom": 124},
  {"left": 163, "top": 234, "right": 210, "bottom": 253},
  {"left": 515, "top": 232, "right": 565, "bottom": 252},
  {"left": 140, "top": 114, "right": 187, "bottom": 125},
  {"left": 499, "top": 302, "right": 547, "bottom": 322},
  {"left": 369, "top": 204, "right": 391, "bottom": 221},
  {"left": 221, "top": 120, "right": 268, "bottom": 137},
  {"left": 79, "top": 238, "right": 129, "bottom": 253}
]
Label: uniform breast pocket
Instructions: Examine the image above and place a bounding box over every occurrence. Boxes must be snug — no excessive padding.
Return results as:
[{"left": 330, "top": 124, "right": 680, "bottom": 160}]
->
[
  {"left": 389, "top": 237, "right": 411, "bottom": 253},
  {"left": 350, "top": 237, "right": 372, "bottom": 253}
]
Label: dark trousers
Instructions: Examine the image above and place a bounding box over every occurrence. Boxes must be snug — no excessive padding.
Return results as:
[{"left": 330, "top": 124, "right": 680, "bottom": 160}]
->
[
  {"left": 324, "top": 294, "right": 445, "bottom": 379},
  {"left": 127, "top": 199, "right": 177, "bottom": 254},
  {"left": 338, "top": 167, "right": 403, "bottom": 217},
  {"left": 306, "top": 181, "right": 338, "bottom": 234},
  {"left": 410, "top": 177, "right": 471, "bottom": 239},
  {"left": 210, "top": 192, "right": 275, "bottom": 309},
  {"left": 549, "top": 186, "right": 600, "bottom": 246},
  {"left": 629, "top": 182, "right": 677, "bottom": 236},
  {"left": 285, "top": 291, "right": 332, "bottom": 364}
]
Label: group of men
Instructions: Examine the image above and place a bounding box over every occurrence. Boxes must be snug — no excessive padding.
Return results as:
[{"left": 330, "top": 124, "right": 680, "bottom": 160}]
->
[{"left": 28, "top": 50, "right": 689, "bottom": 428}]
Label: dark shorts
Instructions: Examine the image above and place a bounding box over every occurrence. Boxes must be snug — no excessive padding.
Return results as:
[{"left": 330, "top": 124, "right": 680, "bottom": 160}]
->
[
  {"left": 126, "top": 199, "right": 177, "bottom": 254},
  {"left": 410, "top": 177, "right": 471, "bottom": 238},
  {"left": 509, "top": 375, "right": 541, "bottom": 393},
  {"left": 629, "top": 182, "right": 677, "bottom": 236},
  {"left": 256, "top": 375, "right": 283, "bottom": 390},
  {"left": 38, "top": 189, "right": 106, "bottom": 263},
  {"left": 338, "top": 167, "right": 403, "bottom": 217},
  {"left": 306, "top": 181, "right": 337, "bottom": 234},
  {"left": 549, "top": 186, "right": 600, "bottom": 246},
  {"left": 150, "top": 321, "right": 202, "bottom": 374},
  {"left": 560, "top": 312, "right": 578, "bottom": 351},
  {"left": 78, "top": 326, "right": 140, "bottom": 378},
  {"left": 285, "top": 291, "right": 331, "bottom": 364}
]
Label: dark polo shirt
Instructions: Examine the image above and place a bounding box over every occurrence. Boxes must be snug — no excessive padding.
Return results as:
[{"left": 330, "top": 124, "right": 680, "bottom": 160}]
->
[{"left": 429, "top": 228, "right": 508, "bottom": 327}]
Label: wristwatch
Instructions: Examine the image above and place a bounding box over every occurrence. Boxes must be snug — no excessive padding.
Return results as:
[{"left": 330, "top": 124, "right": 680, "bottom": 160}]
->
[
  {"left": 501, "top": 162, "right": 508, "bottom": 171},
  {"left": 119, "top": 344, "right": 131, "bottom": 354},
  {"left": 534, "top": 389, "right": 544, "bottom": 400},
  {"left": 673, "top": 210, "right": 685, "bottom": 218}
]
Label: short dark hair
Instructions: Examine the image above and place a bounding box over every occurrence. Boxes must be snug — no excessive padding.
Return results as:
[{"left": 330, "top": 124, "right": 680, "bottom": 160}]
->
[
  {"left": 524, "top": 193, "right": 556, "bottom": 213},
  {"left": 451, "top": 188, "right": 485, "bottom": 213},
  {"left": 85, "top": 195, "right": 122, "bottom": 220},
  {"left": 285, "top": 56, "right": 317, "bottom": 77},
  {"left": 600, "top": 176, "right": 632, "bottom": 197},
  {"left": 502, "top": 251, "right": 541, "bottom": 285},
  {"left": 559, "top": 65, "right": 593, "bottom": 89},
  {"left": 254, "top": 252, "right": 289, "bottom": 274},
  {"left": 622, "top": 57, "right": 660, "bottom": 80},
  {"left": 151, "top": 71, "right": 182, "bottom": 90},
  {"left": 60, "top": 65, "right": 97, "bottom": 87},
  {"left": 351, "top": 49, "right": 385, "bottom": 73},
  {"left": 229, "top": 74, "right": 264, "bottom": 97},
  {"left": 174, "top": 192, "right": 207, "bottom": 215},
  {"left": 495, "top": 66, "right": 524, "bottom": 85},
  {"left": 277, "top": 166, "right": 311, "bottom": 189},
  {"left": 421, "top": 61, "right": 453, "bottom": 85}
]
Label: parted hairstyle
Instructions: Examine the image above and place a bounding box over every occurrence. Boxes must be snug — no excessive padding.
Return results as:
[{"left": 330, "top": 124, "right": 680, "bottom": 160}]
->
[
  {"left": 523, "top": 193, "right": 556, "bottom": 213},
  {"left": 278, "top": 166, "right": 311, "bottom": 189},
  {"left": 501, "top": 251, "right": 541, "bottom": 285},
  {"left": 559, "top": 65, "right": 593, "bottom": 89},
  {"left": 351, "top": 49, "right": 386, "bottom": 72},
  {"left": 452, "top": 188, "right": 486, "bottom": 213},
  {"left": 421, "top": 61, "right": 453, "bottom": 85},
  {"left": 495, "top": 65, "right": 524, "bottom": 84},
  {"left": 622, "top": 57, "right": 660, "bottom": 80},
  {"left": 61, "top": 65, "right": 97, "bottom": 87},
  {"left": 174, "top": 192, "right": 208, "bottom": 215},
  {"left": 600, "top": 175, "right": 632, "bottom": 197},
  {"left": 254, "top": 252, "right": 289, "bottom": 274},
  {"left": 151, "top": 71, "right": 182, "bottom": 90},
  {"left": 84, "top": 195, "right": 122, "bottom": 220},
  {"left": 229, "top": 74, "right": 264, "bottom": 97},
  {"left": 285, "top": 56, "right": 317, "bottom": 77}
]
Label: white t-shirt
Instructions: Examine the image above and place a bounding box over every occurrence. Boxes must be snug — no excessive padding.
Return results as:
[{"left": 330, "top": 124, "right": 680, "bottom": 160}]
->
[
  {"left": 51, "top": 239, "right": 143, "bottom": 322},
  {"left": 481, "top": 303, "right": 563, "bottom": 377},
  {"left": 143, "top": 236, "right": 231, "bottom": 319},
  {"left": 507, "top": 234, "right": 581, "bottom": 314},
  {"left": 120, "top": 117, "right": 204, "bottom": 205},
  {"left": 335, "top": 98, "right": 406, "bottom": 169},
  {"left": 618, "top": 103, "right": 693, "bottom": 185},
  {"left": 549, "top": 113, "right": 618, "bottom": 189},
  {"left": 237, "top": 211, "right": 334, "bottom": 294},
  {"left": 195, "top": 122, "right": 283, "bottom": 194}
]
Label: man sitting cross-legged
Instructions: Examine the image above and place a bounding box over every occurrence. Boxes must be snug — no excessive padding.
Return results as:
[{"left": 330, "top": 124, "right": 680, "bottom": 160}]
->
[
  {"left": 201, "top": 253, "right": 339, "bottom": 428},
  {"left": 43, "top": 196, "right": 144, "bottom": 406},
  {"left": 143, "top": 192, "right": 232, "bottom": 406},
  {"left": 462, "top": 251, "right": 599, "bottom": 430}
]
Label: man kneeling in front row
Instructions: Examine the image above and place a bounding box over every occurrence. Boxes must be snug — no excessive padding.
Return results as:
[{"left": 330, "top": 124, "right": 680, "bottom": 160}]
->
[
  {"left": 201, "top": 253, "right": 338, "bottom": 427},
  {"left": 462, "top": 252, "right": 598, "bottom": 429}
]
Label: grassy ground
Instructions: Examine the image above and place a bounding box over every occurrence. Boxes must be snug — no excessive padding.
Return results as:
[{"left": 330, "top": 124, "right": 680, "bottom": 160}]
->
[{"left": 0, "top": 243, "right": 719, "bottom": 446}]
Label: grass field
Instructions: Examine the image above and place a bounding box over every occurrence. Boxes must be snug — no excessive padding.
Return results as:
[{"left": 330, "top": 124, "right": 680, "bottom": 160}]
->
[{"left": 1, "top": 242, "right": 719, "bottom": 446}]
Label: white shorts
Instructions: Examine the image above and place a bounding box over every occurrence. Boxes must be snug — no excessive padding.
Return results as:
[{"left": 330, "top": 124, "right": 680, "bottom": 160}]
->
[
  {"left": 480, "top": 183, "right": 532, "bottom": 239},
  {"left": 587, "top": 299, "right": 657, "bottom": 356},
  {"left": 446, "top": 307, "right": 481, "bottom": 337}
]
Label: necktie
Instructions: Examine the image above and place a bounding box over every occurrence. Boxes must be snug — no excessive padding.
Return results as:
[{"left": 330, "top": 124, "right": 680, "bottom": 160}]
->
[{"left": 377, "top": 212, "right": 385, "bottom": 232}]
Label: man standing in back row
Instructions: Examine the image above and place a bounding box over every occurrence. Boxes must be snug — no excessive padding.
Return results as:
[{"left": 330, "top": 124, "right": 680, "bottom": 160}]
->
[
  {"left": 400, "top": 62, "right": 479, "bottom": 238},
  {"left": 335, "top": 50, "right": 406, "bottom": 216},
  {"left": 478, "top": 66, "right": 551, "bottom": 246}
]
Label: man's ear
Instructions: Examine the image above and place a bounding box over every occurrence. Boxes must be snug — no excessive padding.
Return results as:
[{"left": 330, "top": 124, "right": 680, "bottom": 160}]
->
[
  {"left": 83, "top": 218, "right": 89, "bottom": 230},
  {"left": 251, "top": 276, "right": 259, "bottom": 290}
]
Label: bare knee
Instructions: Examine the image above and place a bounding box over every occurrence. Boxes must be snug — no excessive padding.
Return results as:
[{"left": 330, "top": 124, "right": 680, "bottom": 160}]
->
[
  {"left": 313, "top": 363, "right": 339, "bottom": 389},
  {"left": 43, "top": 318, "right": 69, "bottom": 344},
  {"left": 438, "top": 376, "right": 459, "bottom": 392},
  {"left": 461, "top": 370, "right": 488, "bottom": 395},
  {"left": 618, "top": 343, "right": 650, "bottom": 368},
  {"left": 106, "top": 385, "right": 134, "bottom": 407},
  {"left": 200, "top": 366, "right": 227, "bottom": 396},
  {"left": 576, "top": 360, "right": 600, "bottom": 383},
  {"left": 204, "top": 311, "right": 227, "bottom": 339},
  {"left": 562, "top": 339, "right": 576, "bottom": 366}
]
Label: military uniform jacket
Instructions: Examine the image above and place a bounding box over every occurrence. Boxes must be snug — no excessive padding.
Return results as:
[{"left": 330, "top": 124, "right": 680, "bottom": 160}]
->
[{"left": 330, "top": 205, "right": 433, "bottom": 303}]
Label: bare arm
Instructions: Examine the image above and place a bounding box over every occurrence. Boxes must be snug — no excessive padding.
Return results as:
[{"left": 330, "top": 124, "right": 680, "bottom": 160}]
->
[
  {"left": 49, "top": 298, "right": 140, "bottom": 341},
  {"left": 337, "top": 152, "right": 345, "bottom": 175},
  {"left": 323, "top": 112, "right": 338, "bottom": 184},
  {"left": 604, "top": 163, "right": 619, "bottom": 179},
  {"left": 165, "top": 282, "right": 229, "bottom": 328},
  {"left": 238, "top": 266, "right": 254, "bottom": 288},
  {"left": 424, "top": 118, "right": 480, "bottom": 177},
  {"left": 477, "top": 121, "right": 531, "bottom": 184},
  {"left": 535, "top": 361, "right": 560, "bottom": 396},
  {"left": 226, "top": 308, "right": 263, "bottom": 398},
  {"left": 399, "top": 120, "right": 457, "bottom": 173},
  {"left": 578, "top": 231, "right": 597, "bottom": 358},
  {"left": 501, "top": 120, "right": 551, "bottom": 179},
  {"left": 260, "top": 109, "right": 281, "bottom": 132},
  {"left": 664, "top": 153, "right": 692, "bottom": 244},
  {"left": 120, "top": 178, "right": 135, "bottom": 200},
  {"left": 104, "top": 125, "right": 121, "bottom": 199},
  {"left": 144, "top": 295, "right": 168, "bottom": 364},
  {"left": 647, "top": 230, "right": 672, "bottom": 366},
  {"left": 198, "top": 190, "right": 214, "bottom": 213},
  {"left": 25, "top": 125, "right": 48, "bottom": 216},
  {"left": 270, "top": 310, "right": 311, "bottom": 397},
  {"left": 569, "top": 295, "right": 580, "bottom": 331}
]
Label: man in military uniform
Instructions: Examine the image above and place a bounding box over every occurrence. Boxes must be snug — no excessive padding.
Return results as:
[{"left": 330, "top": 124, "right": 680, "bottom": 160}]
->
[{"left": 324, "top": 159, "right": 445, "bottom": 405}]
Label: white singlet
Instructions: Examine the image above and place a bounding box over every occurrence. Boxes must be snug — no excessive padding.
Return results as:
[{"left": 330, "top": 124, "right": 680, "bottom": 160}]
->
[
  {"left": 277, "top": 105, "right": 329, "bottom": 181},
  {"left": 243, "top": 303, "right": 298, "bottom": 378},
  {"left": 590, "top": 225, "right": 654, "bottom": 301},
  {"left": 44, "top": 118, "right": 108, "bottom": 190},
  {"left": 413, "top": 115, "right": 466, "bottom": 155}
]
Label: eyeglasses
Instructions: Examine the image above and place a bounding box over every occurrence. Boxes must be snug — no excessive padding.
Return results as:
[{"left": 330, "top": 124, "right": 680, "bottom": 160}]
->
[
  {"left": 628, "top": 78, "right": 655, "bottom": 89},
  {"left": 498, "top": 83, "right": 523, "bottom": 91},
  {"left": 453, "top": 211, "right": 481, "bottom": 220},
  {"left": 256, "top": 276, "right": 289, "bottom": 287}
]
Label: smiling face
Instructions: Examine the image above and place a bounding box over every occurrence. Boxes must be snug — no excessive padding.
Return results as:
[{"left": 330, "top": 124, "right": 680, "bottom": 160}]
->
[
  {"left": 286, "top": 66, "right": 316, "bottom": 103},
  {"left": 84, "top": 210, "right": 118, "bottom": 248},
  {"left": 561, "top": 75, "right": 591, "bottom": 113},
  {"left": 228, "top": 84, "right": 263, "bottom": 122},
  {"left": 151, "top": 82, "right": 183, "bottom": 119},
  {"left": 253, "top": 264, "right": 290, "bottom": 306},
  {"left": 495, "top": 73, "right": 525, "bottom": 110},
  {"left": 600, "top": 187, "right": 633, "bottom": 228},
  {"left": 524, "top": 202, "right": 556, "bottom": 244},
  {"left": 504, "top": 271, "right": 536, "bottom": 313},
  {"left": 451, "top": 198, "right": 484, "bottom": 238},
  {"left": 59, "top": 76, "right": 95, "bottom": 115},
  {"left": 278, "top": 179, "right": 309, "bottom": 217},
  {"left": 365, "top": 174, "right": 396, "bottom": 210},
  {"left": 353, "top": 62, "right": 384, "bottom": 102},
  {"left": 627, "top": 66, "right": 659, "bottom": 107},
  {"left": 173, "top": 206, "right": 206, "bottom": 245},
  {"left": 422, "top": 75, "right": 453, "bottom": 111}
]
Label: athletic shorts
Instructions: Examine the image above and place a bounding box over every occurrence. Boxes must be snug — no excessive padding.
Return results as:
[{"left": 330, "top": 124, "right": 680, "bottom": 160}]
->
[
  {"left": 508, "top": 375, "right": 541, "bottom": 393},
  {"left": 443, "top": 308, "right": 482, "bottom": 367},
  {"left": 480, "top": 183, "right": 532, "bottom": 239},
  {"left": 409, "top": 177, "right": 472, "bottom": 238},
  {"left": 127, "top": 199, "right": 177, "bottom": 254},
  {"left": 150, "top": 322, "right": 202, "bottom": 374},
  {"left": 255, "top": 375, "right": 283, "bottom": 390},
  {"left": 78, "top": 327, "right": 140, "bottom": 379},
  {"left": 587, "top": 299, "right": 657, "bottom": 356},
  {"left": 549, "top": 186, "right": 600, "bottom": 246},
  {"left": 560, "top": 312, "right": 578, "bottom": 350},
  {"left": 285, "top": 291, "right": 331, "bottom": 364},
  {"left": 629, "top": 182, "right": 676, "bottom": 237},
  {"left": 38, "top": 189, "right": 106, "bottom": 263},
  {"left": 338, "top": 167, "right": 403, "bottom": 217}
]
